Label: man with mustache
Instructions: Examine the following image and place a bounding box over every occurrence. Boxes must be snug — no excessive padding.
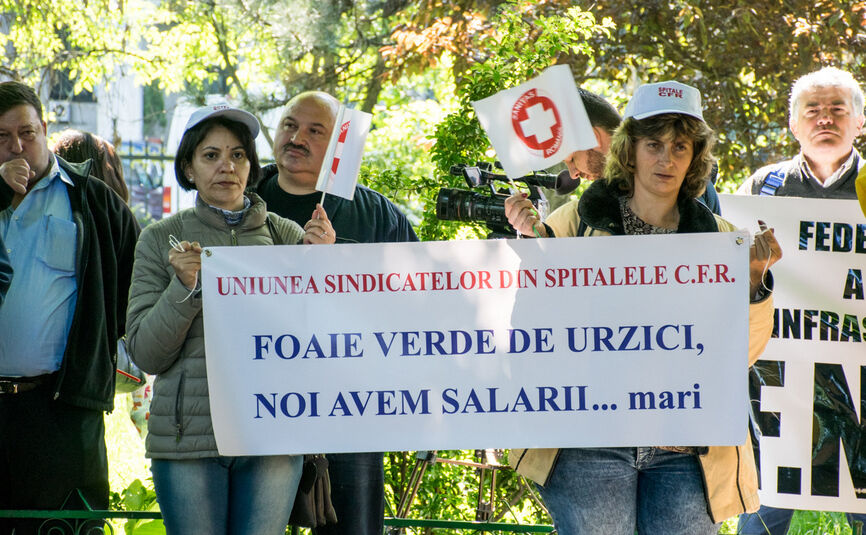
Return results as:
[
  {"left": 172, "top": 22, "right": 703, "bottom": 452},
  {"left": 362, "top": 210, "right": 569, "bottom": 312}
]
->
[
  {"left": 255, "top": 91, "right": 417, "bottom": 534},
  {"left": 737, "top": 67, "right": 865, "bottom": 534},
  {"left": 560, "top": 88, "right": 622, "bottom": 184}
]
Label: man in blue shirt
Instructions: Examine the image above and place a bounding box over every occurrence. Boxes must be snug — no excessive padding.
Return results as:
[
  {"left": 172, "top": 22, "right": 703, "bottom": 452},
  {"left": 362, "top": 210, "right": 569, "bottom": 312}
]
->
[{"left": 0, "top": 82, "right": 139, "bottom": 534}]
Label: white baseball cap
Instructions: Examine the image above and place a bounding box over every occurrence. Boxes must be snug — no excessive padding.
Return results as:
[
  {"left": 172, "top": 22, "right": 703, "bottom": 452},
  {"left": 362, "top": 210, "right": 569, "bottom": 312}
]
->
[
  {"left": 623, "top": 81, "right": 704, "bottom": 122},
  {"left": 184, "top": 104, "right": 261, "bottom": 137}
]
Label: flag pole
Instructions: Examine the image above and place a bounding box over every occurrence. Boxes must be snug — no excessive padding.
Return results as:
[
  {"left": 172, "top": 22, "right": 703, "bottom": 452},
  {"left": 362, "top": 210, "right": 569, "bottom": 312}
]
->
[
  {"left": 507, "top": 178, "right": 521, "bottom": 239},
  {"left": 318, "top": 190, "right": 328, "bottom": 218}
]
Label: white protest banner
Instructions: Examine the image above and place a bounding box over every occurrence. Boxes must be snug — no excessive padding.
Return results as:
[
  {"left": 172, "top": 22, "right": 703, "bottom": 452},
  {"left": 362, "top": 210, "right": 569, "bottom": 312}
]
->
[
  {"left": 472, "top": 64, "right": 597, "bottom": 179},
  {"left": 201, "top": 232, "right": 750, "bottom": 456},
  {"left": 722, "top": 194, "right": 866, "bottom": 513},
  {"left": 315, "top": 106, "right": 372, "bottom": 201}
]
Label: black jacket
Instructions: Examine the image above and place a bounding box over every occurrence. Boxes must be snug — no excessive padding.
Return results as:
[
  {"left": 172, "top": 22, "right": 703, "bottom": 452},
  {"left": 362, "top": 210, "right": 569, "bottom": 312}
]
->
[
  {"left": 256, "top": 164, "right": 418, "bottom": 244},
  {"left": 0, "top": 157, "right": 140, "bottom": 411},
  {"left": 577, "top": 178, "right": 721, "bottom": 236},
  {"left": 0, "top": 235, "right": 9, "bottom": 306}
]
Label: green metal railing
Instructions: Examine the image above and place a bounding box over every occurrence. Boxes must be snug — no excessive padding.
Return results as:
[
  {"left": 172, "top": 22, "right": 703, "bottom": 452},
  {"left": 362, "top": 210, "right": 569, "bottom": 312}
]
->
[
  {"left": 0, "top": 452, "right": 554, "bottom": 533},
  {"left": 385, "top": 517, "right": 554, "bottom": 532},
  {"left": 0, "top": 510, "right": 553, "bottom": 533}
]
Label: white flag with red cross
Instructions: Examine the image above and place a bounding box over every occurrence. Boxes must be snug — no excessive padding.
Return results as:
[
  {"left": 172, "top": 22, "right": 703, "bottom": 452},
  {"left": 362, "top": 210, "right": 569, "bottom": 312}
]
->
[
  {"left": 472, "top": 64, "right": 597, "bottom": 179},
  {"left": 315, "top": 106, "right": 372, "bottom": 201}
]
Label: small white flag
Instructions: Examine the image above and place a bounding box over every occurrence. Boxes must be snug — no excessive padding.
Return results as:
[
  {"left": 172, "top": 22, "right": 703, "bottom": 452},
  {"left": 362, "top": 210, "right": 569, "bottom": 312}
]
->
[
  {"left": 315, "top": 106, "right": 372, "bottom": 201},
  {"left": 472, "top": 64, "right": 597, "bottom": 179}
]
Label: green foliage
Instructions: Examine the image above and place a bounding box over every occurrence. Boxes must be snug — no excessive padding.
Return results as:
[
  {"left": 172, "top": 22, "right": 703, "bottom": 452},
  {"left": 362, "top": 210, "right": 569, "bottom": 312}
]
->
[
  {"left": 0, "top": 0, "right": 401, "bottom": 144},
  {"left": 385, "top": 450, "right": 551, "bottom": 532},
  {"left": 359, "top": 59, "right": 460, "bottom": 229},
  {"left": 391, "top": 1, "right": 866, "bottom": 187},
  {"left": 143, "top": 80, "right": 167, "bottom": 135},
  {"left": 789, "top": 510, "right": 855, "bottom": 535},
  {"left": 116, "top": 479, "right": 165, "bottom": 535},
  {"left": 0, "top": 0, "right": 154, "bottom": 92},
  {"left": 423, "top": 0, "right": 611, "bottom": 240},
  {"left": 570, "top": 0, "right": 866, "bottom": 184}
]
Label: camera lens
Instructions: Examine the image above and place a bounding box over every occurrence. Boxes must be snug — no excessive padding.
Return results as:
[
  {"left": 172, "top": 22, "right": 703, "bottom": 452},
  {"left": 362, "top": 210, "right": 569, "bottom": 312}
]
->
[{"left": 435, "top": 188, "right": 510, "bottom": 226}]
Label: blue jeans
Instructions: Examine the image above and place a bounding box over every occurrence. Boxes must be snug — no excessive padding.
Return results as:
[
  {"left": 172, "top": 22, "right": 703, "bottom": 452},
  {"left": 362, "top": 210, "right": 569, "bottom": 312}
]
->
[
  {"left": 537, "top": 447, "right": 719, "bottom": 535},
  {"left": 738, "top": 505, "right": 866, "bottom": 534},
  {"left": 152, "top": 455, "right": 303, "bottom": 535}
]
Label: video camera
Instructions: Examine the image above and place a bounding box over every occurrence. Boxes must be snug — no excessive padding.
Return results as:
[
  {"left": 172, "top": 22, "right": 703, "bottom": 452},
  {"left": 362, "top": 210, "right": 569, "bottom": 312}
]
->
[{"left": 435, "top": 162, "right": 580, "bottom": 238}]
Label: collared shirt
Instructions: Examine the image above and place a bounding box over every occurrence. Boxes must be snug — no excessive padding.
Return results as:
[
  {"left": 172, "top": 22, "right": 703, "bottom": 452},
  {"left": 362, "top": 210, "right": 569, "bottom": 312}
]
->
[
  {"left": 797, "top": 148, "right": 859, "bottom": 188},
  {"left": 0, "top": 156, "right": 78, "bottom": 376}
]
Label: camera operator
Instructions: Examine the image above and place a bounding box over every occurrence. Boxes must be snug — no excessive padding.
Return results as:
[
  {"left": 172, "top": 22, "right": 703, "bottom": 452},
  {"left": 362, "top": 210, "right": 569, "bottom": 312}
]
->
[{"left": 505, "top": 88, "right": 722, "bottom": 238}]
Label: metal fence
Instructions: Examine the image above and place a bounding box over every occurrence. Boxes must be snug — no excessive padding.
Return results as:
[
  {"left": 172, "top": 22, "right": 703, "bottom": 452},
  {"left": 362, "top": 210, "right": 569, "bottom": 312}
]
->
[
  {"left": 118, "top": 140, "right": 171, "bottom": 226},
  {"left": 0, "top": 509, "right": 554, "bottom": 534},
  {"left": 0, "top": 452, "right": 555, "bottom": 534}
]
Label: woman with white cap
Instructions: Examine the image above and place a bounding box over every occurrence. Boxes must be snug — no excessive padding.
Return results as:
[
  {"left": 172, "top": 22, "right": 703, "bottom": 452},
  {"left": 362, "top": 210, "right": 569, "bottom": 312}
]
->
[
  {"left": 510, "top": 81, "right": 782, "bottom": 533},
  {"left": 126, "top": 104, "right": 335, "bottom": 534}
]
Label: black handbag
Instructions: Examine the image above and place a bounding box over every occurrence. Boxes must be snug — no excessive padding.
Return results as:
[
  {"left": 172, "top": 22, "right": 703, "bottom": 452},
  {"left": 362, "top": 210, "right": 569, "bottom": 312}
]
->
[{"left": 289, "top": 454, "right": 338, "bottom": 527}]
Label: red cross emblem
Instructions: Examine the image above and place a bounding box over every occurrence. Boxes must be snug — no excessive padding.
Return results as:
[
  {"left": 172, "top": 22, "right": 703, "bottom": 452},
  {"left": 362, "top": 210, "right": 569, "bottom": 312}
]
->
[{"left": 511, "top": 89, "right": 563, "bottom": 158}]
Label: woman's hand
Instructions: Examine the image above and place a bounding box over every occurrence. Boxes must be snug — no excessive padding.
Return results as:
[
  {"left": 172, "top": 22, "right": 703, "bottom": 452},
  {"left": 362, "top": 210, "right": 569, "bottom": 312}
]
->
[
  {"left": 169, "top": 240, "right": 203, "bottom": 290},
  {"left": 505, "top": 193, "right": 548, "bottom": 238},
  {"left": 303, "top": 204, "right": 336, "bottom": 244},
  {"left": 749, "top": 219, "right": 783, "bottom": 297}
]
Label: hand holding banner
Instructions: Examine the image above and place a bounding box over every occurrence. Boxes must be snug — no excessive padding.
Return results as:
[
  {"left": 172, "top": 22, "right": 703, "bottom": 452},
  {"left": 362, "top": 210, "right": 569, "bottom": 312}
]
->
[{"left": 472, "top": 64, "right": 597, "bottom": 178}]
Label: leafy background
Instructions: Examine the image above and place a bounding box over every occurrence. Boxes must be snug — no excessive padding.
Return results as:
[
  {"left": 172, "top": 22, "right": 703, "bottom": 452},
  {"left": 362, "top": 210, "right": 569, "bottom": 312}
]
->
[{"left": 5, "top": 0, "right": 865, "bottom": 532}]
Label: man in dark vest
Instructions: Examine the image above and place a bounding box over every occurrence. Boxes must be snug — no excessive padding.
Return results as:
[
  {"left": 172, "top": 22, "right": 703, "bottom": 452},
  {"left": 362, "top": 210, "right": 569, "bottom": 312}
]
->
[
  {"left": 738, "top": 67, "right": 864, "bottom": 199},
  {"left": 737, "top": 67, "right": 865, "bottom": 534}
]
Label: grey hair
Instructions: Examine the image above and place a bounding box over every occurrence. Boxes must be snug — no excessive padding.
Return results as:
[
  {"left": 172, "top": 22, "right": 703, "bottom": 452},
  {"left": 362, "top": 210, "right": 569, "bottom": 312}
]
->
[{"left": 789, "top": 67, "right": 864, "bottom": 120}]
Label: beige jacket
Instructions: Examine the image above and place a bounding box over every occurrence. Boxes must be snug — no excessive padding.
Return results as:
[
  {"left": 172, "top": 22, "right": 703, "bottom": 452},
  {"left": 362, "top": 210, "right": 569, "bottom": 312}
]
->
[
  {"left": 512, "top": 180, "right": 775, "bottom": 522},
  {"left": 511, "top": 295, "right": 771, "bottom": 522}
]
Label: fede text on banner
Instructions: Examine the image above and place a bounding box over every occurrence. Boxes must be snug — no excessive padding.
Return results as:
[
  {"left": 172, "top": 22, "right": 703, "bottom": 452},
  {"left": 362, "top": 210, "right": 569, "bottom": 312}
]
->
[{"left": 722, "top": 195, "right": 866, "bottom": 513}]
